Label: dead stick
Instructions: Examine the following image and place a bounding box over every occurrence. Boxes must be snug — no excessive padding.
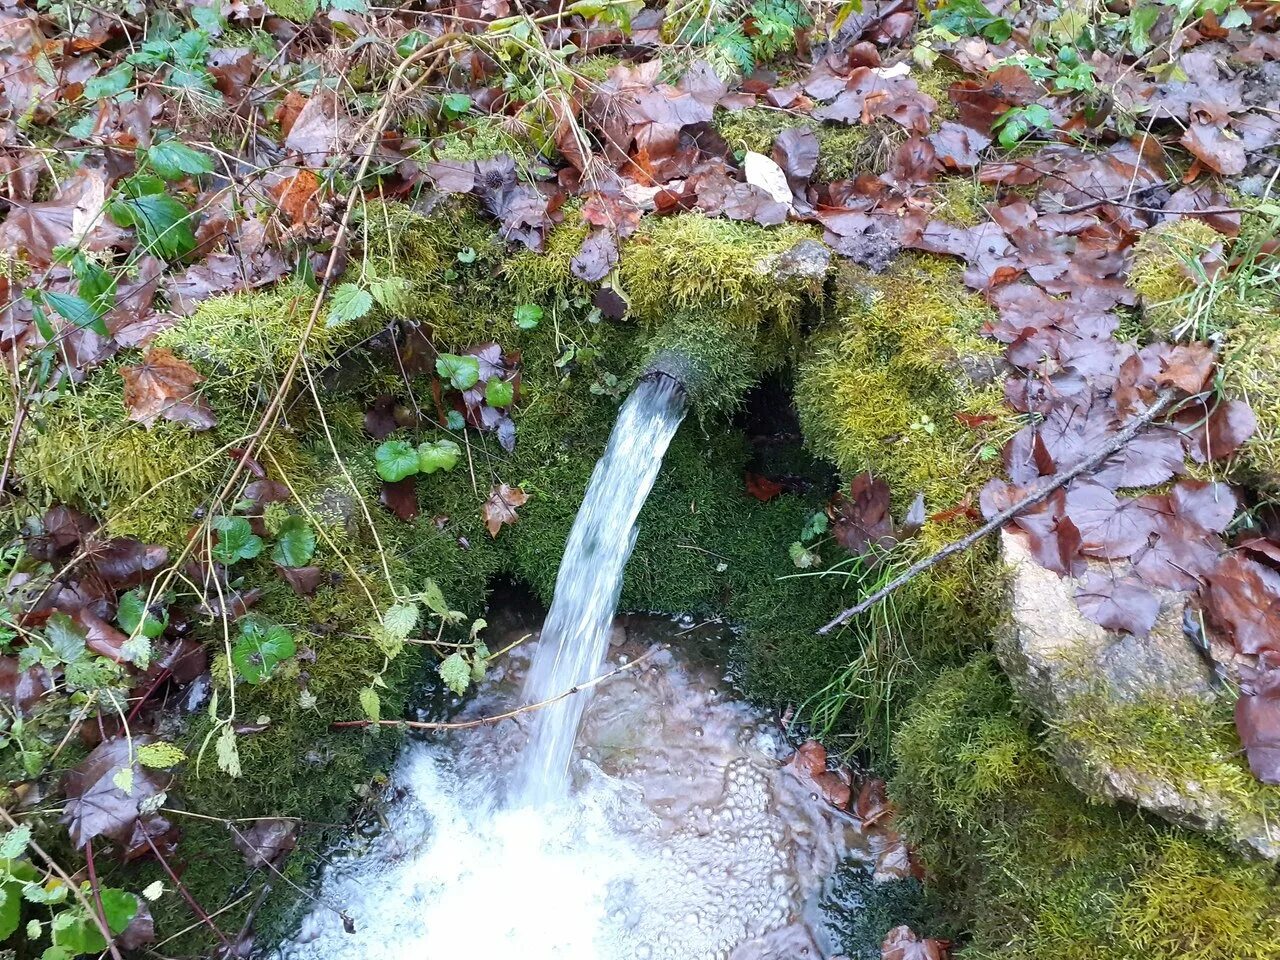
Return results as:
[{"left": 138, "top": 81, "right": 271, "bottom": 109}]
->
[
  {"left": 332, "top": 645, "right": 666, "bottom": 731},
  {"left": 817, "top": 389, "right": 1179, "bottom": 635}
]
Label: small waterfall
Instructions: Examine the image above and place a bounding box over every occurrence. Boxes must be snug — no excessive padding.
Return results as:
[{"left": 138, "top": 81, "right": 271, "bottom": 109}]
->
[{"left": 513, "top": 373, "right": 687, "bottom": 806}]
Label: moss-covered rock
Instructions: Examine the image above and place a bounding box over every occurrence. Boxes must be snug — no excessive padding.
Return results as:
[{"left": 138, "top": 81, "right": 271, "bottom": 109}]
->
[{"left": 889, "top": 656, "right": 1280, "bottom": 960}]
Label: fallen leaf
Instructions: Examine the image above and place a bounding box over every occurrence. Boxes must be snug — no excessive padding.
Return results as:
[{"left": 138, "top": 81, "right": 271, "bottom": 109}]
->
[
  {"left": 62, "top": 735, "right": 172, "bottom": 848},
  {"left": 231, "top": 818, "right": 298, "bottom": 868},
  {"left": 1236, "top": 656, "right": 1280, "bottom": 784},
  {"left": 830, "top": 472, "right": 896, "bottom": 558},
  {"left": 745, "top": 472, "right": 785, "bottom": 502},
  {"left": 1204, "top": 553, "right": 1280, "bottom": 656},
  {"left": 120, "top": 348, "right": 216, "bottom": 430},
  {"left": 882, "top": 924, "right": 948, "bottom": 960},
  {"left": 483, "top": 484, "right": 529, "bottom": 537},
  {"left": 1074, "top": 572, "right": 1161, "bottom": 636},
  {"left": 381, "top": 478, "right": 419, "bottom": 523}
]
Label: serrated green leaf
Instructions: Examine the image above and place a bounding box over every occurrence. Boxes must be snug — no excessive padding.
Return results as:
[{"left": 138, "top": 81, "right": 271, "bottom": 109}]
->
[
  {"left": 421, "top": 580, "right": 449, "bottom": 617},
  {"left": 231, "top": 623, "right": 295, "bottom": 684},
  {"left": 0, "top": 885, "right": 16, "bottom": 943},
  {"left": 147, "top": 141, "right": 214, "bottom": 180},
  {"left": 788, "top": 541, "right": 820, "bottom": 569},
  {"left": 382, "top": 603, "right": 419, "bottom": 639},
  {"left": 137, "top": 742, "right": 186, "bottom": 768},
  {"left": 109, "top": 191, "right": 197, "bottom": 260},
  {"left": 0, "top": 824, "right": 31, "bottom": 860},
  {"left": 370, "top": 276, "right": 411, "bottom": 312},
  {"left": 84, "top": 63, "right": 133, "bottom": 100},
  {"left": 327, "top": 283, "right": 373, "bottom": 327},
  {"left": 113, "top": 765, "right": 134, "bottom": 795},
  {"left": 484, "top": 378, "right": 515, "bottom": 408},
  {"left": 216, "top": 725, "right": 241, "bottom": 778},
  {"left": 374, "top": 439, "right": 419, "bottom": 482},
  {"left": 271, "top": 516, "right": 316, "bottom": 567},
  {"left": 435, "top": 353, "right": 480, "bottom": 389},
  {"left": 359, "top": 686, "right": 381, "bottom": 722},
  {"left": 439, "top": 652, "right": 470, "bottom": 696},
  {"left": 211, "top": 516, "right": 264, "bottom": 565},
  {"left": 417, "top": 439, "right": 461, "bottom": 474},
  {"left": 42, "top": 291, "right": 107, "bottom": 337},
  {"left": 801, "top": 511, "right": 828, "bottom": 542}
]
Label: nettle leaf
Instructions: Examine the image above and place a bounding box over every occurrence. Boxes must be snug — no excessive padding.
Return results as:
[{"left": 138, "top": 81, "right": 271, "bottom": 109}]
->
[
  {"left": 359, "top": 686, "right": 381, "bottom": 723},
  {"left": 422, "top": 580, "right": 449, "bottom": 618},
  {"left": 147, "top": 141, "right": 214, "bottom": 180},
  {"left": 327, "top": 283, "right": 373, "bottom": 327},
  {"left": 789, "top": 541, "right": 821, "bottom": 568},
  {"left": 436, "top": 353, "right": 481, "bottom": 390},
  {"left": 84, "top": 63, "right": 133, "bottom": 100},
  {"left": 231, "top": 623, "right": 296, "bottom": 684},
  {"left": 382, "top": 603, "right": 419, "bottom": 639},
  {"left": 485, "top": 378, "right": 515, "bottom": 408},
  {"left": 0, "top": 824, "right": 31, "bottom": 859},
  {"left": 117, "top": 589, "right": 167, "bottom": 639},
  {"left": 417, "top": 439, "right": 461, "bottom": 474},
  {"left": 375, "top": 439, "right": 420, "bottom": 482},
  {"left": 513, "top": 303, "right": 543, "bottom": 330},
  {"left": 109, "top": 187, "right": 197, "bottom": 260},
  {"left": 370, "top": 276, "right": 411, "bottom": 312},
  {"left": 212, "top": 516, "right": 264, "bottom": 565},
  {"left": 271, "top": 516, "right": 316, "bottom": 567},
  {"left": 216, "top": 725, "right": 241, "bottom": 778},
  {"left": 801, "top": 511, "right": 828, "bottom": 542},
  {"left": 439, "top": 652, "right": 470, "bottom": 696}
]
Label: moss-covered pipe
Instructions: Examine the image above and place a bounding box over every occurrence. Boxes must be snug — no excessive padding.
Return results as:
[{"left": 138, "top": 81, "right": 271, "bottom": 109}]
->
[{"left": 639, "top": 317, "right": 761, "bottom": 421}]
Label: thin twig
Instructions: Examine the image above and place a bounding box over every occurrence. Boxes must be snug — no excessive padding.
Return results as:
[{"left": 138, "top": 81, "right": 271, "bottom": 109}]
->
[
  {"left": 331, "top": 644, "right": 666, "bottom": 731},
  {"left": 143, "top": 832, "right": 231, "bottom": 947},
  {"left": 817, "top": 389, "right": 1179, "bottom": 635}
]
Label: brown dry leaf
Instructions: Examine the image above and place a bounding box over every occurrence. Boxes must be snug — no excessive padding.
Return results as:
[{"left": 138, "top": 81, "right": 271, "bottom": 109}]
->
[
  {"left": 1204, "top": 553, "right": 1280, "bottom": 656},
  {"left": 1236, "top": 656, "right": 1280, "bottom": 785},
  {"left": 745, "top": 472, "right": 785, "bottom": 502},
  {"left": 483, "top": 484, "right": 529, "bottom": 537},
  {"left": 232, "top": 818, "right": 299, "bottom": 868},
  {"left": 284, "top": 90, "right": 356, "bottom": 165},
  {"left": 381, "top": 478, "right": 419, "bottom": 523},
  {"left": 270, "top": 169, "right": 321, "bottom": 227},
  {"left": 61, "top": 735, "right": 172, "bottom": 848},
  {"left": 121, "top": 348, "right": 216, "bottom": 430},
  {"left": 1180, "top": 121, "right": 1247, "bottom": 176}
]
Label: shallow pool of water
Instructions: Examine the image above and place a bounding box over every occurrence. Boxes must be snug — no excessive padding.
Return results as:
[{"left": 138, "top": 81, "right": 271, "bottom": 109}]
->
[{"left": 272, "top": 611, "right": 872, "bottom": 960}]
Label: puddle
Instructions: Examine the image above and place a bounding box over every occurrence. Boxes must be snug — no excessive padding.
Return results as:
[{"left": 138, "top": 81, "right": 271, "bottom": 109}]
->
[{"left": 272, "top": 611, "right": 873, "bottom": 960}]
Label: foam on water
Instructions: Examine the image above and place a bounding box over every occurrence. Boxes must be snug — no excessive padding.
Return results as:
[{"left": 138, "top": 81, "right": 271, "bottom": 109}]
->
[{"left": 273, "top": 617, "right": 869, "bottom": 960}]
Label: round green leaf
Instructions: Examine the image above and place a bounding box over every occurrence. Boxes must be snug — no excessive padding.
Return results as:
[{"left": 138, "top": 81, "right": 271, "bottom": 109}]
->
[
  {"left": 435, "top": 353, "right": 480, "bottom": 390},
  {"left": 231, "top": 623, "right": 296, "bottom": 684},
  {"left": 211, "top": 516, "right": 264, "bottom": 565},
  {"left": 271, "top": 516, "right": 317, "bottom": 567},
  {"left": 374, "top": 440, "right": 420, "bottom": 482},
  {"left": 513, "top": 304, "right": 543, "bottom": 330},
  {"left": 485, "top": 378, "right": 514, "bottom": 408},
  {"left": 417, "top": 439, "right": 462, "bottom": 474}
]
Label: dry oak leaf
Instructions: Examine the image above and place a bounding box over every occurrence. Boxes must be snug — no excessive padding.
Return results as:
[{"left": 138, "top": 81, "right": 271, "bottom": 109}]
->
[
  {"left": 484, "top": 484, "right": 529, "bottom": 537},
  {"left": 121, "top": 348, "right": 216, "bottom": 430}
]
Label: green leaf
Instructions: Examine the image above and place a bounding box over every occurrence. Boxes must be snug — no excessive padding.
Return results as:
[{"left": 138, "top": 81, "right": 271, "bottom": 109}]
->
[
  {"left": 435, "top": 353, "right": 481, "bottom": 389},
  {"left": 513, "top": 303, "right": 543, "bottom": 330},
  {"left": 117, "top": 589, "right": 167, "bottom": 639},
  {"left": 994, "top": 103, "right": 1052, "bottom": 149},
  {"left": 84, "top": 63, "right": 133, "bottom": 100},
  {"left": 370, "top": 276, "right": 411, "bottom": 312},
  {"left": 231, "top": 623, "right": 296, "bottom": 684},
  {"left": 211, "top": 516, "right": 264, "bottom": 565},
  {"left": 44, "top": 613, "right": 87, "bottom": 664},
  {"left": 789, "top": 541, "right": 820, "bottom": 569},
  {"left": 99, "top": 888, "right": 138, "bottom": 934},
  {"left": 421, "top": 580, "right": 449, "bottom": 617},
  {"left": 42, "top": 291, "right": 107, "bottom": 337},
  {"left": 396, "top": 29, "right": 429, "bottom": 57},
  {"left": 800, "top": 511, "right": 828, "bottom": 542},
  {"left": 216, "top": 724, "right": 241, "bottom": 777},
  {"left": 0, "top": 885, "right": 17, "bottom": 942},
  {"left": 455, "top": 247, "right": 477, "bottom": 264},
  {"left": 382, "top": 603, "right": 419, "bottom": 639},
  {"left": 327, "top": 283, "right": 373, "bottom": 327},
  {"left": 359, "top": 686, "right": 381, "bottom": 722},
  {"left": 484, "top": 378, "right": 514, "bottom": 408},
  {"left": 109, "top": 190, "right": 197, "bottom": 260},
  {"left": 0, "top": 824, "right": 30, "bottom": 860},
  {"left": 137, "top": 742, "right": 187, "bottom": 768},
  {"left": 271, "top": 516, "right": 316, "bottom": 567},
  {"left": 147, "top": 141, "right": 214, "bottom": 180},
  {"left": 439, "top": 652, "right": 470, "bottom": 696},
  {"left": 442, "top": 93, "right": 473, "bottom": 118},
  {"left": 417, "top": 439, "right": 461, "bottom": 474},
  {"left": 374, "top": 439, "right": 420, "bottom": 482},
  {"left": 446, "top": 410, "right": 466, "bottom": 431}
]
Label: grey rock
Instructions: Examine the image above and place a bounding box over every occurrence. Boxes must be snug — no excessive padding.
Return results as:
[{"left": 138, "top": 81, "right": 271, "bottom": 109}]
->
[
  {"left": 997, "top": 529, "right": 1280, "bottom": 861},
  {"left": 765, "top": 239, "right": 832, "bottom": 286}
]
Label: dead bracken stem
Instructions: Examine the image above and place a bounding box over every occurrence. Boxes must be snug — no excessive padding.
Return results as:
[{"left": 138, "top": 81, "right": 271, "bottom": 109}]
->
[
  {"left": 817, "top": 388, "right": 1179, "bottom": 635},
  {"left": 331, "top": 644, "right": 667, "bottom": 731}
]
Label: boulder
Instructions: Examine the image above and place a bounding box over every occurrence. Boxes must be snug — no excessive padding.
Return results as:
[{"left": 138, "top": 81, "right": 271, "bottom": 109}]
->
[{"left": 997, "top": 529, "right": 1280, "bottom": 861}]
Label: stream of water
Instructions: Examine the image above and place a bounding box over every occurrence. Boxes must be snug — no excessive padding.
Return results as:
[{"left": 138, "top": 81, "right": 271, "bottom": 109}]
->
[
  {"left": 272, "top": 375, "right": 873, "bottom": 959},
  {"left": 514, "top": 373, "right": 687, "bottom": 807}
]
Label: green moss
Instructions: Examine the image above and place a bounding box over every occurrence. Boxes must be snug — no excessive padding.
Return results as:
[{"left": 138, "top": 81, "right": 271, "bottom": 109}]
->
[
  {"left": 428, "top": 114, "right": 541, "bottom": 167},
  {"left": 930, "top": 177, "right": 997, "bottom": 227},
  {"left": 889, "top": 657, "right": 1280, "bottom": 960},
  {"left": 1055, "top": 690, "right": 1280, "bottom": 825},
  {"left": 1130, "top": 219, "right": 1224, "bottom": 333},
  {"left": 796, "top": 254, "right": 1014, "bottom": 522},
  {"left": 12, "top": 367, "right": 224, "bottom": 543}
]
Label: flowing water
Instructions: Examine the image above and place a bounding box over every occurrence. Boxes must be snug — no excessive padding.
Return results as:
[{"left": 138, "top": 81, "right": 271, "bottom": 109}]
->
[
  {"left": 272, "top": 377, "right": 877, "bottom": 959},
  {"left": 514, "top": 373, "right": 687, "bottom": 807},
  {"left": 273, "top": 613, "right": 875, "bottom": 960}
]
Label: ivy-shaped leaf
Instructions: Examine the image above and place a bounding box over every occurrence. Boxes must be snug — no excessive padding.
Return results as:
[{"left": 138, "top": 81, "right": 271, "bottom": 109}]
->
[
  {"left": 231, "top": 623, "right": 296, "bottom": 684},
  {"left": 147, "top": 141, "right": 214, "bottom": 180},
  {"left": 211, "top": 516, "right": 264, "bottom": 565},
  {"left": 435, "top": 353, "right": 480, "bottom": 390},
  {"left": 374, "top": 439, "right": 419, "bottom": 482},
  {"left": 117, "top": 589, "right": 168, "bottom": 639},
  {"left": 271, "top": 516, "right": 316, "bottom": 567},
  {"left": 417, "top": 439, "right": 461, "bottom": 474},
  {"left": 485, "top": 378, "right": 514, "bottom": 408}
]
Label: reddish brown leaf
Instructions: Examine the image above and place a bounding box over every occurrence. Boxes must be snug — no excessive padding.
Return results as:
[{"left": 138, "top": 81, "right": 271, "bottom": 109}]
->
[
  {"left": 830, "top": 472, "right": 896, "bottom": 558},
  {"left": 120, "top": 348, "right": 216, "bottom": 430},
  {"left": 1064, "top": 482, "right": 1157, "bottom": 559},
  {"left": 269, "top": 169, "right": 321, "bottom": 227},
  {"left": 745, "top": 472, "right": 785, "bottom": 502},
  {"left": 1155, "top": 343, "right": 1215, "bottom": 395},
  {"left": 1185, "top": 399, "right": 1257, "bottom": 462},
  {"left": 195, "top": 587, "right": 263, "bottom": 621},
  {"left": 284, "top": 90, "right": 356, "bottom": 165},
  {"left": 882, "top": 925, "right": 948, "bottom": 960},
  {"left": 1180, "top": 121, "right": 1246, "bottom": 176},
  {"left": 1236, "top": 656, "right": 1280, "bottom": 784},
  {"left": 278, "top": 565, "right": 323, "bottom": 596},
  {"left": 84, "top": 538, "right": 169, "bottom": 589},
  {"left": 570, "top": 228, "right": 618, "bottom": 283},
  {"left": 1204, "top": 553, "right": 1280, "bottom": 656},
  {"left": 232, "top": 818, "right": 298, "bottom": 868},
  {"left": 483, "top": 484, "right": 529, "bottom": 537},
  {"left": 381, "top": 478, "right": 419, "bottom": 523},
  {"left": 61, "top": 735, "right": 172, "bottom": 848},
  {"left": 77, "top": 609, "right": 130, "bottom": 662},
  {"left": 0, "top": 657, "right": 52, "bottom": 718},
  {"left": 1074, "top": 572, "right": 1161, "bottom": 636}
]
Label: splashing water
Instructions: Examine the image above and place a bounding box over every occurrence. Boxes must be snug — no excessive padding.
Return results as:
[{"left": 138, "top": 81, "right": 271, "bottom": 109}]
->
[
  {"left": 513, "top": 373, "right": 687, "bottom": 807},
  {"left": 273, "top": 615, "right": 871, "bottom": 960}
]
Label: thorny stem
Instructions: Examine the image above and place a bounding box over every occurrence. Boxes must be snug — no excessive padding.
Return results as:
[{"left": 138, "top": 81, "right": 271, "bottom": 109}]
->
[
  {"left": 331, "top": 644, "right": 667, "bottom": 731},
  {"left": 817, "top": 388, "right": 1180, "bottom": 635}
]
